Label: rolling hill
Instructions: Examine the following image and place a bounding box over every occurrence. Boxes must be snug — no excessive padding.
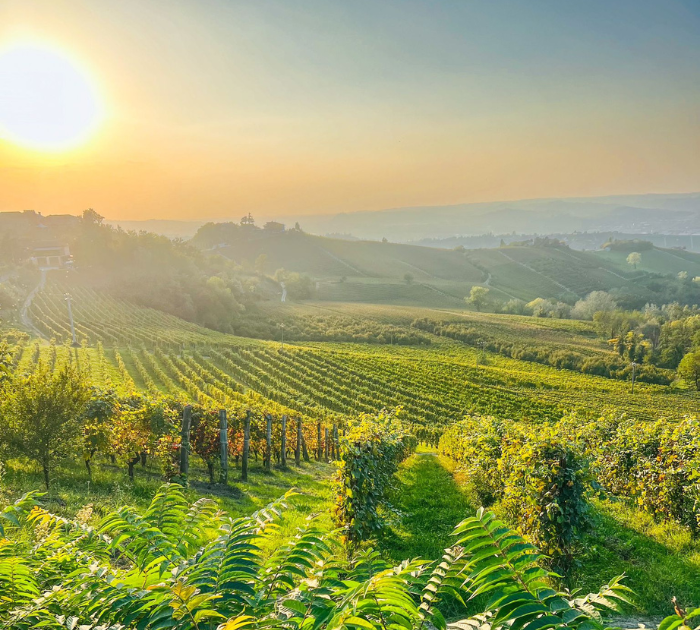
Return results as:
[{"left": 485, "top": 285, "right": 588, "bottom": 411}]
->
[
  {"left": 196, "top": 226, "right": 688, "bottom": 307},
  {"left": 595, "top": 245, "right": 700, "bottom": 277}
]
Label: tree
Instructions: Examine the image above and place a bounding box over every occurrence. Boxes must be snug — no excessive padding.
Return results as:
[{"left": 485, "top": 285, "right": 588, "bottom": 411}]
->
[
  {"left": 678, "top": 350, "right": 700, "bottom": 390},
  {"left": 466, "top": 286, "right": 490, "bottom": 312},
  {"left": 627, "top": 252, "right": 641, "bottom": 270},
  {"left": 82, "top": 208, "right": 104, "bottom": 226},
  {"left": 0, "top": 364, "right": 91, "bottom": 489},
  {"left": 254, "top": 253, "right": 268, "bottom": 274},
  {"left": 527, "top": 297, "right": 552, "bottom": 318},
  {"left": 403, "top": 273, "right": 414, "bottom": 285},
  {"left": 502, "top": 298, "right": 526, "bottom": 315},
  {"left": 571, "top": 291, "right": 617, "bottom": 320}
]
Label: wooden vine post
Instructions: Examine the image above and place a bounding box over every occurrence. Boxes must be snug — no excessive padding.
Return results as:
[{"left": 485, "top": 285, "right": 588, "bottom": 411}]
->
[
  {"left": 324, "top": 427, "right": 330, "bottom": 461},
  {"left": 317, "top": 422, "right": 322, "bottom": 460},
  {"left": 295, "top": 417, "right": 302, "bottom": 465},
  {"left": 281, "top": 415, "right": 287, "bottom": 467},
  {"left": 333, "top": 424, "right": 339, "bottom": 460},
  {"left": 180, "top": 405, "right": 192, "bottom": 485},
  {"left": 242, "top": 410, "right": 251, "bottom": 481},
  {"left": 219, "top": 409, "right": 228, "bottom": 484},
  {"left": 302, "top": 432, "right": 310, "bottom": 462},
  {"left": 265, "top": 414, "right": 272, "bottom": 472}
]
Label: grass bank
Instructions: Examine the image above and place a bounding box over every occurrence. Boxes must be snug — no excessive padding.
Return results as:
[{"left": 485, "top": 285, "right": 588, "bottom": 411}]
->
[{"left": 0, "top": 455, "right": 335, "bottom": 539}]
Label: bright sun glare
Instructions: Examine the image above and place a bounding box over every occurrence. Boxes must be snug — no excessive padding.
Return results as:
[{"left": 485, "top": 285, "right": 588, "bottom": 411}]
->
[{"left": 0, "top": 43, "right": 102, "bottom": 152}]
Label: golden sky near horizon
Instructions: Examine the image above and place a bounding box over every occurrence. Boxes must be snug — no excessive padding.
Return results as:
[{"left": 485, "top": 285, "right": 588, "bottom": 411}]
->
[{"left": 1, "top": 0, "right": 699, "bottom": 221}]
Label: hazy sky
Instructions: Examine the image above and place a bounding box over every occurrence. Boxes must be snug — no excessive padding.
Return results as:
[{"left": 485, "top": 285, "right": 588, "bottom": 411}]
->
[{"left": 1, "top": 0, "right": 699, "bottom": 220}]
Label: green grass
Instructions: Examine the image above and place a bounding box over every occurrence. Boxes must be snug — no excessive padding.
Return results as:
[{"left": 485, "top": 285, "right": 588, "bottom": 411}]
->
[
  {"left": 0, "top": 454, "right": 335, "bottom": 541},
  {"left": 377, "top": 448, "right": 475, "bottom": 561},
  {"left": 573, "top": 498, "right": 700, "bottom": 616}
]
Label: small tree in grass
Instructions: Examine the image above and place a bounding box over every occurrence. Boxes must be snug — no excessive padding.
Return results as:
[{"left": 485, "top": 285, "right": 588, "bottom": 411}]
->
[
  {"left": 626, "top": 251, "right": 641, "bottom": 270},
  {"left": 0, "top": 363, "right": 91, "bottom": 489},
  {"left": 466, "top": 285, "right": 490, "bottom": 311},
  {"left": 678, "top": 350, "right": 700, "bottom": 390}
]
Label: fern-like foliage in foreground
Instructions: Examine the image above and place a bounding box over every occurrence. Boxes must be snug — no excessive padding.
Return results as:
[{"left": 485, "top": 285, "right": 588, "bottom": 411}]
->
[
  {"left": 0, "top": 487, "right": 678, "bottom": 630},
  {"left": 448, "top": 509, "right": 632, "bottom": 630}
]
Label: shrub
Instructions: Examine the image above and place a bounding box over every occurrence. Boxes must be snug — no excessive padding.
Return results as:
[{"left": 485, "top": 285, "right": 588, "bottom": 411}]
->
[
  {"left": 439, "top": 417, "right": 591, "bottom": 573},
  {"left": 333, "top": 409, "right": 416, "bottom": 543},
  {"left": 500, "top": 427, "right": 591, "bottom": 572},
  {"left": 580, "top": 415, "right": 700, "bottom": 533}
]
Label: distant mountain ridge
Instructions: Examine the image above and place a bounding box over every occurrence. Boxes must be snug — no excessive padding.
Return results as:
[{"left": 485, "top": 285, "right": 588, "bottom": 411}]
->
[
  {"left": 280, "top": 193, "right": 700, "bottom": 241},
  {"left": 99, "top": 192, "right": 700, "bottom": 242}
]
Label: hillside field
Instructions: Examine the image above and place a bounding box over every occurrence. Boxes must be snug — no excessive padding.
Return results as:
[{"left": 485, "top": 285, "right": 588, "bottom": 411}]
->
[
  {"left": 205, "top": 229, "right": 696, "bottom": 308},
  {"left": 595, "top": 246, "right": 700, "bottom": 277}
]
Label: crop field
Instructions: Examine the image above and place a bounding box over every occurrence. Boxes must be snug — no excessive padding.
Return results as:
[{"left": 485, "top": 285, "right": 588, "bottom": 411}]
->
[{"left": 19, "top": 281, "right": 698, "bottom": 427}]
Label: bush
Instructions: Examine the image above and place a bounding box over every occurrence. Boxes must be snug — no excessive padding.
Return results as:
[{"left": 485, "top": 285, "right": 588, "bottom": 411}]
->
[
  {"left": 577, "top": 415, "right": 700, "bottom": 533},
  {"left": 499, "top": 427, "right": 591, "bottom": 572},
  {"left": 439, "top": 416, "right": 591, "bottom": 572},
  {"left": 333, "top": 409, "right": 416, "bottom": 543}
]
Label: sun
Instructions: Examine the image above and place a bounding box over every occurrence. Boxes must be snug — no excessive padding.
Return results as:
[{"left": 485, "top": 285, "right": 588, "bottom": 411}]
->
[{"left": 0, "top": 43, "right": 103, "bottom": 152}]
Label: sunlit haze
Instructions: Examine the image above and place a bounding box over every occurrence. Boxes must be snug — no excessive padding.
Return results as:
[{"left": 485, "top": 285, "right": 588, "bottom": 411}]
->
[
  {"left": 0, "top": 42, "right": 102, "bottom": 151},
  {"left": 1, "top": 0, "right": 699, "bottom": 220}
]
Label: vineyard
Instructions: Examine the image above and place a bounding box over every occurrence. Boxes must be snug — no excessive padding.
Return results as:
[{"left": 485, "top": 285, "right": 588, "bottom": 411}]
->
[
  {"left": 17, "top": 282, "right": 700, "bottom": 429},
  {"left": 2, "top": 278, "right": 700, "bottom": 622}
]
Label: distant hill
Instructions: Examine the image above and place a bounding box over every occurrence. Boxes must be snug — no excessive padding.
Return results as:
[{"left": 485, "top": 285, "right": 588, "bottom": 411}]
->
[
  {"left": 416, "top": 231, "right": 700, "bottom": 252},
  {"left": 192, "top": 223, "right": 697, "bottom": 308},
  {"left": 280, "top": 192, "right": 700, "bottom": 241}
]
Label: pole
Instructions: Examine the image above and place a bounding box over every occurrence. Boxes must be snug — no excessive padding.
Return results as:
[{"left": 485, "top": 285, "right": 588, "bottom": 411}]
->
[
  {"left": 324, "top": 427, "right": 329, "bottom": 461},
  {"left": 631, "top": 362, "right": 637, "bottom": 394},
  {"left": 180, "top": 405, "right": 192, "bottom": 485},
  {"left": 295, "top": 417, "right": 302, "bottom": 465},
  {"left": 317, "top": 422, "right": 322, "bottom": 460},
  {"left": 219, "top": 409, "right": 228, "bottom": 484},
  {"left": 65, "top": 293, "right": 79, "bottom": 347},
  {"left": 265, "top": 414, "right": 272, "bottom": 472},
  {"left": 281, "top": 415, "right": 287, "bottom": 467},
  {"left": 242, "top": 410, "right": 251, "bottom": 481}
]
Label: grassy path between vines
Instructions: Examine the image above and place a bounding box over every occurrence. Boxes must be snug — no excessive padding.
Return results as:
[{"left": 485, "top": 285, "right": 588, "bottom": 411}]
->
[{"left": 378, "top": 448, "right": 476, "bottom": 561}]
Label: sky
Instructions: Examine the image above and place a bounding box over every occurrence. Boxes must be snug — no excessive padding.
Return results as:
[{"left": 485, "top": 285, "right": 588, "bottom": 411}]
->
[{"left": 0, "top": 0, "right": 699, "bottom": 221}]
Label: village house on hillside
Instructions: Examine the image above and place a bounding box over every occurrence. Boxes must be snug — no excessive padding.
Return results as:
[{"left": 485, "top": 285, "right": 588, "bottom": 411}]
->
[{"left": 30, "top": 244, "right": 72, "bottom": 269}]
